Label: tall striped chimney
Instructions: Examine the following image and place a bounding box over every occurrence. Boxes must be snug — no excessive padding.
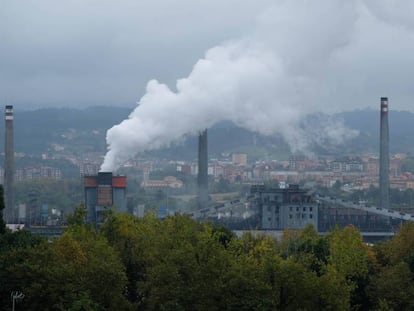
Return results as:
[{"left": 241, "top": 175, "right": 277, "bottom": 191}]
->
[
  {"left": 379, "top": 97, "right": 389, "bottom": 210},
  {"left": 198, "top": 129, "right": 208, "bottom": 210},
  {"left": 4, "top": 105, "right": 15, "bottom": 222}
]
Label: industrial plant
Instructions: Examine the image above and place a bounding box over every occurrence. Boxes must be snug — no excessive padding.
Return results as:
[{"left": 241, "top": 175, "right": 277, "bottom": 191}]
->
[
  {"left": 1, "top": 97, "right": 414, "bottom": 241},
  {"left": 84, "top": 172, "right": 127, "bottom": 224},
  {"left": 177, "top": 97, "right": 414, "bottom": 240}
]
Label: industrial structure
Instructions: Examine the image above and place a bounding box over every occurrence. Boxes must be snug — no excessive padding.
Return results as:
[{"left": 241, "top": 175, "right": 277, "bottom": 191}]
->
[
  {"left": 84, "top": 172, "right": 127, "bottom": 224},
  {"left": 192, "top": 184, "right": 318, "bottom": 230},
  {"left": 317, "top": 194, "right": 413, "bottom": 230},
  {"left": 379, "top": 97, "right": 390, "bottom": 210},
  {"left": 192, "top": 182, "right": 413, "bottom": 238},
  {"left": 4, "top": 105, "right": 15, "bottom": 222},
  {"left": 250, "top": 184, "right": 318, "bottom": 229},
  {"left": 197, "top": 129, "right": 209, "bottom": 210}
]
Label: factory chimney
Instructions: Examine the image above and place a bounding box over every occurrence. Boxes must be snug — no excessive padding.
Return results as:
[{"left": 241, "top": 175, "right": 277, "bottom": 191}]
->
[
  {"left": 4, "top": 105, "right": 15, "bottom": 222},
  {"left": 198, "top": 129, "right": 208, "bottom": 210},
  {"left": 379, "top": 97, "right": 390, "bottom": 210}
]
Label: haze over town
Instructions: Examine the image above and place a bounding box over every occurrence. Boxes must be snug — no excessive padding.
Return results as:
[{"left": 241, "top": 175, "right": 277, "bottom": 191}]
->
[{"left": 2, "top": 1, "right": 414, "bottom": 310}]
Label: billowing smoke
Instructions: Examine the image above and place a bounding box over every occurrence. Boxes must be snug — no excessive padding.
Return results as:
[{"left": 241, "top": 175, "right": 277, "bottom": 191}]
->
[{"left": 101, "top": 0, "right": 411, "bottom": 171}]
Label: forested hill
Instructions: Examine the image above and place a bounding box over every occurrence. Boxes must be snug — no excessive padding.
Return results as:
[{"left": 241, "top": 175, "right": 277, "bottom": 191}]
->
[{"left": 1, "top": 106, "right": 414, "bottom": 157}]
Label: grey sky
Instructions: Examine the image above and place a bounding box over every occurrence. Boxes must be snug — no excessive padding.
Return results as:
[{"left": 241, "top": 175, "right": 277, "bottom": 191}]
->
[
  {"left": 1, "top": 0, "right": 414, "bottom": 111},
  {"left": 0, "top": 0, "right": 272, "bottom": 108}
]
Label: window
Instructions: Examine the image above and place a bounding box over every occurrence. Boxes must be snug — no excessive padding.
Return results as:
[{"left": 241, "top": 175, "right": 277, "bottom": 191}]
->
[
  {"left": 303, "top": 206, "right": 306, "bottom": 212},
  {"left": 310, "top": 214, "right": 313, "bottom": 219},
  {"left": 309, "top": 207, "right": 313, "bottom": 212},
  {"left": 289, "top": 214, "right": 292, "bottom": 219}
]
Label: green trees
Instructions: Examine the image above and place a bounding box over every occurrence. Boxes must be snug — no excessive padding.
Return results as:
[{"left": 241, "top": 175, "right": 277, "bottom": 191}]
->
[
  {"left": 368, "top": 222, "right": 414, "bottom": 309},
  {"left": 3, "top": 209, "right": 414, "bottom": 310},
  {"left": 101, "top": 213, "right": 234, "bottom": 310},
  {"left": 0, "top": 231, "right": 131, "bottom": 311},
  {"left": 369, "top": 262, "right": 414, "bottom": 310},
  {"left": 66, "top": 203, "right": 87, "bottom": 226},
  {"left": 326, "top": 225, "right": 371, "bottom": 309},
  {"left": 0, "top": 213, "right": 131, "bottom": 310}
]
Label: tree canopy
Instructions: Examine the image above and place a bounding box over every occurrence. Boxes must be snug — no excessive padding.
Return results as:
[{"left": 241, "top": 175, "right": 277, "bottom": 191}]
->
[{"left": 1, "top": 210, "right": 414, "bottom": 310}]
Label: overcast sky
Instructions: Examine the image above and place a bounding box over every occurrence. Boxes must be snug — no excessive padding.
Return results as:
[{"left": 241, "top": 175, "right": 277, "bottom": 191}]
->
[{"left": 1, "top": 0, "right": 414, "bottom": 111}]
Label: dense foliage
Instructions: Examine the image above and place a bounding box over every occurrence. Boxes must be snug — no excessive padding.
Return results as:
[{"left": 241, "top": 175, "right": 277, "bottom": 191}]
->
[{"left": 1, "top": 209, "right": 414, "bottom": 310}]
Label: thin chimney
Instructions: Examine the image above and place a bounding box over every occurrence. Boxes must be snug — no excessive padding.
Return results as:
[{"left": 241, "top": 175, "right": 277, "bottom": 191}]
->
[
  {"left": 4, "top": 105, "right": 15, "bottom": 222},
  {"left": 379, "top": 97, "right": 390, "bottom": 210},
  {"left": 198, "top": 129, "right": 208, "bottom": 209}
]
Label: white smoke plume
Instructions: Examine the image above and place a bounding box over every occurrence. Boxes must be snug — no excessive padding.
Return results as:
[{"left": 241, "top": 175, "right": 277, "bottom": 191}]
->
[{"left": 101, "top": 0, "right": 413, "bottom": 171}]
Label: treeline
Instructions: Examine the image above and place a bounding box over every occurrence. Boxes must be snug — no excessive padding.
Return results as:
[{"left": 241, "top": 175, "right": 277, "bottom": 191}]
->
[{"left": 1, "top": 210, "right": 414, "bottom": 310}]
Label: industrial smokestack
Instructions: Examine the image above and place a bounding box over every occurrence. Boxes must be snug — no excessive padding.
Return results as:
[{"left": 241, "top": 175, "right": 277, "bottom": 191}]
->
[
  {"left": 198, "top": 129, "right": 208, "bottom": 210},
  {"left": 379, "top": 97, "right": 389, "bottom": 210},
  {"left": 4, "top": 105, "right": 15, "bottom": 222}
]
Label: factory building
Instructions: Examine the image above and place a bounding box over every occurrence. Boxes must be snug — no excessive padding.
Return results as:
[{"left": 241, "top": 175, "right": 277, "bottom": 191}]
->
[
  {"left": 250, "top": 184, "right": 318, "bottom": 230},
  {"left": 84, "top": 172, "right": 127, "bottom": 224}
]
